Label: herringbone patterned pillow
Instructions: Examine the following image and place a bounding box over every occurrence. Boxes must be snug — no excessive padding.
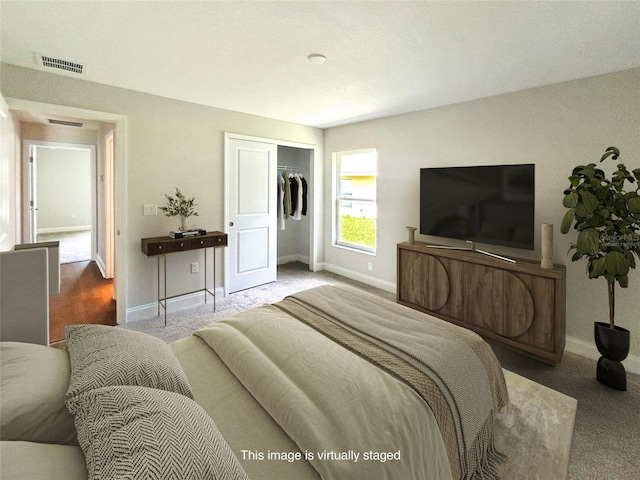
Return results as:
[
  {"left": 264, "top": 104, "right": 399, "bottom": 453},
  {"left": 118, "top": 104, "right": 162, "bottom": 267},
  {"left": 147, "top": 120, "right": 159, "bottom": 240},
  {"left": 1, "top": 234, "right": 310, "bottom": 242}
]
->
[
  {"left": 65, "top": 325, "right": 192, "bottom": 413},
  {"left": 73, "top": 385, "right": 250, "bottom": 480}
]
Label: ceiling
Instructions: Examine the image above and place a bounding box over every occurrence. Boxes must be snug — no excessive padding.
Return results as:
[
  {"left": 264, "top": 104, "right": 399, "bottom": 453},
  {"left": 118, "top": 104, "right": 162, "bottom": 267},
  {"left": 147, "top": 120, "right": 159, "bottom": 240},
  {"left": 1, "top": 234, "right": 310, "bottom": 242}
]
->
[{"left": 1, "top": 1, "right": 639, "bottom": 129}]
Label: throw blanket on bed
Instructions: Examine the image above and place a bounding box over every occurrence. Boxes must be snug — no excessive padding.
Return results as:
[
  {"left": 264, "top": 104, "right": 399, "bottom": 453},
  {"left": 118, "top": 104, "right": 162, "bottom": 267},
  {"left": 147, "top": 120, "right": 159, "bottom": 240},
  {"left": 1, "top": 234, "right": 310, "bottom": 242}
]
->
[
  {"left": 277, "top": 286, "right": 508, "bottom": 480},
  {"left": 195, "top": 303, "right": 453, "bottom": 479}
]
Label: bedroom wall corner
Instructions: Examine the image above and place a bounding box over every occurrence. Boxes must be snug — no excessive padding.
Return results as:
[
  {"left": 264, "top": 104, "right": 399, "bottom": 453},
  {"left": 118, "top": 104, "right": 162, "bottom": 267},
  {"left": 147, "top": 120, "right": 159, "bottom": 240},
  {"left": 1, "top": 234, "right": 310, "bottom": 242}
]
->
[
  {"left": 322, "top": 67, "right": 640, "bottom": 362},
  {"left": 0, "top": 92, "right": 21, "bottom": 251}
]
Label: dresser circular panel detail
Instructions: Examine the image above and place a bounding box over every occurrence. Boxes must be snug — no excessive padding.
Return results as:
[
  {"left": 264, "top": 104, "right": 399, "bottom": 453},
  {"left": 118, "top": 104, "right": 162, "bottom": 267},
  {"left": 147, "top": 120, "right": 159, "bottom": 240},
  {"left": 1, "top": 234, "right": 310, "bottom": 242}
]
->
[
  {"left": 477, "top": 270, "right": 534, "bottom": 337},
  {"left": 406, "top": 254, "right": 450, "bottom": 311}
]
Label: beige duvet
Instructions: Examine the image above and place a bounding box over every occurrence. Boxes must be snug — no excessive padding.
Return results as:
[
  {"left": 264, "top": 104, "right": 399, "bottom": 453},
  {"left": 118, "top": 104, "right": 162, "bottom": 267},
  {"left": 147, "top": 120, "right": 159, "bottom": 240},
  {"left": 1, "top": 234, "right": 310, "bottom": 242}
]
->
[{"left": 171, "top": 286, "right": 508, "bottom": 480}]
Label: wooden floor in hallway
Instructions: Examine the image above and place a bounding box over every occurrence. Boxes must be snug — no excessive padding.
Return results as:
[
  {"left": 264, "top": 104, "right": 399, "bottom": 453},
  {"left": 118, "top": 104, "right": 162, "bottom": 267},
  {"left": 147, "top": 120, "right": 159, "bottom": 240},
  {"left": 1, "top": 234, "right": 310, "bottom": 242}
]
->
[{"left": 49, "top": 260, "right": 116, "bottom": 344}]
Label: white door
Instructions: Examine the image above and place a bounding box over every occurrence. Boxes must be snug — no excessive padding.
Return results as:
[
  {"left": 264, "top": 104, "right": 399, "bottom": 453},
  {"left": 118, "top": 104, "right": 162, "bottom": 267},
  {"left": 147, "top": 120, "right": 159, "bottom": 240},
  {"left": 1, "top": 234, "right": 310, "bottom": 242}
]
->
[
  {"left": 104, "top": 131, "right": 115, "bottom": 279},
  {"left": 225, "top": 136, "right": 277, "bottom": 293},
  {"left": 28, "top": 145, "right": 38, "bottom": 242}
]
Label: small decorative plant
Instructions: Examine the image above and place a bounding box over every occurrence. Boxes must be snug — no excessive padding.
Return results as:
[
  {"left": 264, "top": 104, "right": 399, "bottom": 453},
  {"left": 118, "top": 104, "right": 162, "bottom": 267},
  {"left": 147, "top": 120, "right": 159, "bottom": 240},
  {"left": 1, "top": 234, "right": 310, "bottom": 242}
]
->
[
  {"left": 560, "top": 147, "right": 640, "bottom": 329},
  {"left": 159, "top": 187, "right": 199, "bottom": 231}
]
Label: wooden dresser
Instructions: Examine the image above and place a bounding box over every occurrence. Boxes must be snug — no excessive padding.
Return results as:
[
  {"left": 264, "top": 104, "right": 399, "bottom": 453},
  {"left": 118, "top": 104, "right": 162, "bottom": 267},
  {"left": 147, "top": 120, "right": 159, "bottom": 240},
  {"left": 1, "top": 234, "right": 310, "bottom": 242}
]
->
[{"left": 397, "top": 242, "right": 566, "bottom": 364}]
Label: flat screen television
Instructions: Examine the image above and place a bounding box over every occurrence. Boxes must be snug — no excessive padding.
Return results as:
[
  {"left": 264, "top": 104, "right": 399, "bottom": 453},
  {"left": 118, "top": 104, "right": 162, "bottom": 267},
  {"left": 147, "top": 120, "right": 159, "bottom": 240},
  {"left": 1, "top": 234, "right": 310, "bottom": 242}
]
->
[{"left": 420, "top": 164, "right": 535, "bottom": 250}]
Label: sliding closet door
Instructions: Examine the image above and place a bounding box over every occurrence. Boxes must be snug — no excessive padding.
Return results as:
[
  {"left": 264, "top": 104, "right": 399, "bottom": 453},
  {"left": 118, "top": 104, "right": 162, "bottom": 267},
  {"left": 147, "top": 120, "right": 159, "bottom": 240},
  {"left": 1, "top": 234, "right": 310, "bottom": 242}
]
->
[{"left": 225, "top": 136, "right": 277, "bottom": 293}]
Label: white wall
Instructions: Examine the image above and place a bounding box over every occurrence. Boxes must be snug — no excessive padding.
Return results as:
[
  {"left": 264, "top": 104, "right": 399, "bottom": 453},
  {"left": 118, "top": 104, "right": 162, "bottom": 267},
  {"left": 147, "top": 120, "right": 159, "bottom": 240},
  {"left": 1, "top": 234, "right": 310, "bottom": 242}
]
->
[
  {"left": 21, "top": 122, "right": 97, "bottom": 145},
  {"left": 0, "top": 63, "right": 324, "bottom": 319},
  {"left": 20, "top": 122, "right": 100, "bottom": 241},
  {"left": 0, "top": 93, "right": 20, "bottom": 251},
  {"left": 36, "top": 147, "right": 92, "bottom": 231},
  {"left": 324, "top": 68, "right": 640, "bottom": 363}
]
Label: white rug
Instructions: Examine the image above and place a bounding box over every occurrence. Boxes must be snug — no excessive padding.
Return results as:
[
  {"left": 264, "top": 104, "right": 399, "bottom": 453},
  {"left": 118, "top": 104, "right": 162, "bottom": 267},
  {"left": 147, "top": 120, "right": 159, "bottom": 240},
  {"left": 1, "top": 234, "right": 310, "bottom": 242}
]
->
[{"left": 497, "top": 369, "right": 577, "bottom": 479}]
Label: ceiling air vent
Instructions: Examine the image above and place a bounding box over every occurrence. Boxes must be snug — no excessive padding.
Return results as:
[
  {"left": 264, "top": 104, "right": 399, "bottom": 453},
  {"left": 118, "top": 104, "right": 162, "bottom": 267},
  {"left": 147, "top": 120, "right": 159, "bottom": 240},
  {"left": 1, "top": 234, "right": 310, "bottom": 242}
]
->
[
  {"left": 48, "top": 119, "right": 84, "bottom": 128},
  {"left": 37, "top": 53, "right": 84, "bottom": 74}
]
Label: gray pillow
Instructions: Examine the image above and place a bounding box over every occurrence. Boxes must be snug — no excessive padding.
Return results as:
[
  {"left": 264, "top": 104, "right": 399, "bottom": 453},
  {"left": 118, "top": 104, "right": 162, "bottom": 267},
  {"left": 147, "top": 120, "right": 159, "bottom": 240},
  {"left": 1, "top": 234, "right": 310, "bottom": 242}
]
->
[
  {"left": 64, "top": 325, "right": 192, "bottom": 413},
  {"left": 0, "top": 441, "right": 88, "bottom": 480},
  {"left": 0, "top": 342, "right": 77, "bottom": 445},
  {"left": 73, "top": 386, "right": 250, "bottom": 480}
]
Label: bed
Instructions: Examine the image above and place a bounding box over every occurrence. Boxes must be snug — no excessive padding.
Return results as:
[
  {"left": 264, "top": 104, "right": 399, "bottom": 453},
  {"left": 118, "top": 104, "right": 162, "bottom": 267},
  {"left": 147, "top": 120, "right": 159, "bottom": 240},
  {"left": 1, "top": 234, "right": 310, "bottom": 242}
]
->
[{"left": 0, "top": 285, "right": 508, "bottom": 480}]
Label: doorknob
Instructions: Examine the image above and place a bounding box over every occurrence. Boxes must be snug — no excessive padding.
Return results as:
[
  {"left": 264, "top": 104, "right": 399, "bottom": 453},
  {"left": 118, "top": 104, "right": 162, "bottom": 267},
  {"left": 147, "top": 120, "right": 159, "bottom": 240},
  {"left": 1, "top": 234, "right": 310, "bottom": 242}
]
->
[{"left": 229, "top": 222, "right": 234, "bottom": 227}]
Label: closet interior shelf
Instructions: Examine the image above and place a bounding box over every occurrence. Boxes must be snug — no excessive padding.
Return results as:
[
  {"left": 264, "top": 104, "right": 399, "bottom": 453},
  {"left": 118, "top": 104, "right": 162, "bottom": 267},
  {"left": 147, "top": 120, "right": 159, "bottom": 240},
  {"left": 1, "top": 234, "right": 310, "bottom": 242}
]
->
[{"left": 277, "top": 165, "right": 301, "bottom": 172}]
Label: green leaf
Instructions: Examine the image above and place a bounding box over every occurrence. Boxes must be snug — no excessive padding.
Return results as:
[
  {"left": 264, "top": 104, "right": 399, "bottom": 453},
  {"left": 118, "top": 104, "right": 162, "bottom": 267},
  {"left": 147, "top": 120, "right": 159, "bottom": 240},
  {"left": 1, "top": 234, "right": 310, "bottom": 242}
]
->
[
  {"left": 618, "top": 275, "right": 629, "bottom": 288},
  {"left": 590, "top": 257, "right": 607, "bottom": 277},
  {"left": 579, "top": 164, "right": 596, "bottom": 176},
  {"left": 563, "top": 192, "right": 579, "bottom": 208},
  {"left": 576, "top": 228, "right": 599, "bottom": 255},
  {"left": 628, "top": 196, "right": 640, "bottom": 214},
  {"left": 560, "top": 209, "right": 575, "bottom": 234},
  {"left": 589, "top": 177, "right": 602, "bottom": 188},
  {"left": 579, "top": 190, "right": 599, "bottom": 214},
  {"left": 623, "top": 250, "right": 636, "bottom": 269},
  {"left": 600, "top": 146, "right": 620, "bottom": 162},
  {"left": 604, "top": 251, "right": 629, "bottom": 276},
  {"left": 574, "top": 203, "right": 590, "bottom": 219}
]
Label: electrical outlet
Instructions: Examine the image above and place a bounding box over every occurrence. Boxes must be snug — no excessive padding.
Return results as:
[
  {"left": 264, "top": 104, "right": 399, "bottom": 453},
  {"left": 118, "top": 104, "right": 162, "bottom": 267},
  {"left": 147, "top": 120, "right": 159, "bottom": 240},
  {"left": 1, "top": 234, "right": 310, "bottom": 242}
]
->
[
  {"left": 190, "top": 262, "right": 199, "bottom": 273},
  {"left": 143, "top": 204, "right": 157, "bottom": 216},
  {"left": 368, "top": 261, "right": 373, "bottom": 271}
]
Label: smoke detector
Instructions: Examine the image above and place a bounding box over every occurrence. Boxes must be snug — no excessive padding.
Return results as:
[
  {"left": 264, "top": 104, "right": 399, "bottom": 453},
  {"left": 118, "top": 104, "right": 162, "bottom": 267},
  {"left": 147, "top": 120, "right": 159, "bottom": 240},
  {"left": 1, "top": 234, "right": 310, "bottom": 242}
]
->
[{"left": 36, "top": 53, "right": 85, "bottom": 75}]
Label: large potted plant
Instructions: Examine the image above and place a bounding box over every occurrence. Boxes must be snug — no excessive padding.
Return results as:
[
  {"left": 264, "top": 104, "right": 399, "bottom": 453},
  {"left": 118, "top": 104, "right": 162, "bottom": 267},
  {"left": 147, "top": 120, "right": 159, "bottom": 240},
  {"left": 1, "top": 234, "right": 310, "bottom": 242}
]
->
[{"left": 560, "top": 147, "right": 640, "bottom": 390}]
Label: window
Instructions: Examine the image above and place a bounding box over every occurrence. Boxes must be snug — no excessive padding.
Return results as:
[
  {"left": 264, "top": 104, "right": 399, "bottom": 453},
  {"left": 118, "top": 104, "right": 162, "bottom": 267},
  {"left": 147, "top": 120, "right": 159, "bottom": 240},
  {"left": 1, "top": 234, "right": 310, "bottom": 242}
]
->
[{"left": 334, "top": 149, "right": 377, "bottom": 253}]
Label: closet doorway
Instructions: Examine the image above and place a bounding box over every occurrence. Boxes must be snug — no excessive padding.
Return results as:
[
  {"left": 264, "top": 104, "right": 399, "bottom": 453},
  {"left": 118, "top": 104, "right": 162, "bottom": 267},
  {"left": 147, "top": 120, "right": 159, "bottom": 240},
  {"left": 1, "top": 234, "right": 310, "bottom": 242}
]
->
[
  {"left": 224, "top": 133, "right": 318, "bottom": 295},
  {"left": 276, "top": 145, "right": 312, "bottom": 266}
]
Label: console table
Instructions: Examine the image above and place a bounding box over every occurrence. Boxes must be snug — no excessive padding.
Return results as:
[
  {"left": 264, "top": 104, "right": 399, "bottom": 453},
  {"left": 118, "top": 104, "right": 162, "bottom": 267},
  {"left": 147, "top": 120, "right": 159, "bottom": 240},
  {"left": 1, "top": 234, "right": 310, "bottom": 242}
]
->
[
  {"left": 397, "top": 242, "right": 566, "bottom": 364},
  {"left": 141, "top": 232, "right": 227, "bottom": 326}
]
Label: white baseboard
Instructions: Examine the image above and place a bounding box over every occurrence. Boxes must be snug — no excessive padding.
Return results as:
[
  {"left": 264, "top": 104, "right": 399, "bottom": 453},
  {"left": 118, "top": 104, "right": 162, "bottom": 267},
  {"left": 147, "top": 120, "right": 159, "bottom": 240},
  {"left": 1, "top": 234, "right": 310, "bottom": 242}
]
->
[
  {"left": 565, "top": 335, "right": 640, "bottom": 375},
  {"left": 95, "top": 255, "right": 107, "bottom": 278},
  {"left": 126, "top": 287, "right": 226, "bottom": 323},
  {"left": 37, "top": 225, "right": 91, "bottom": 234},
  {"left": 319, "top": 262, "right": 396, "bottom": 293},
  {"left": 278, "top": 253, "right": 309, "bottom": 265}
]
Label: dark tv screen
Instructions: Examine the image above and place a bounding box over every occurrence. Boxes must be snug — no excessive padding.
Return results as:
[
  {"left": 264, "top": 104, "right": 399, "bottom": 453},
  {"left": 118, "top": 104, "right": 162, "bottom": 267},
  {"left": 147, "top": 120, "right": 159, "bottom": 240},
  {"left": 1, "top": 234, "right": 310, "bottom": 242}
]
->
[{"left": 420, "top": 164, "right": 535, "bottom": 250}]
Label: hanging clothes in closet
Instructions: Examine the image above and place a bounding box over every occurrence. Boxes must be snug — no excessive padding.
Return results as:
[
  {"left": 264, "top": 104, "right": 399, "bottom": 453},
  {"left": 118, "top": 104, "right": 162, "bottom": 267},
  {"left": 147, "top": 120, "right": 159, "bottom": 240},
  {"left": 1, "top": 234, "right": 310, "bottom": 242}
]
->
[
  {"left": 277, "top": 174, "right": 285, "bottom": 230},
  {"left": 277, "top": 169, "right": 308, "bottom": 230},
  {"left": 290, "top": 173, "right": 300, "bottom": 220},
  {"left": 300, "top": 174, "right": 308, "bottom": 215},
  {"left": 281, "top": 170, "right": 291, "bottom": 219}
]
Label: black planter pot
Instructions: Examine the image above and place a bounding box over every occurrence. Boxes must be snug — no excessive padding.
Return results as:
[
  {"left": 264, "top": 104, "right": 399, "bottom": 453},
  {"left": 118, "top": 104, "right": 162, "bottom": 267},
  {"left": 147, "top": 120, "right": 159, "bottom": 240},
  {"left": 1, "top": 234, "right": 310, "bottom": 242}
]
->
[{"left": 594, "top": 322, "right": 630, "bottom": 391}]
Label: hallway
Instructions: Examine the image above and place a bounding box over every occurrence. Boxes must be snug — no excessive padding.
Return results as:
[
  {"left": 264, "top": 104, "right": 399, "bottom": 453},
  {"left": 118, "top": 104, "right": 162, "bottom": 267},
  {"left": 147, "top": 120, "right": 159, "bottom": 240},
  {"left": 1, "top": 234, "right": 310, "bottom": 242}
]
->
[{"left": 49, "top": 260, "right": 116, "bottom": 344}]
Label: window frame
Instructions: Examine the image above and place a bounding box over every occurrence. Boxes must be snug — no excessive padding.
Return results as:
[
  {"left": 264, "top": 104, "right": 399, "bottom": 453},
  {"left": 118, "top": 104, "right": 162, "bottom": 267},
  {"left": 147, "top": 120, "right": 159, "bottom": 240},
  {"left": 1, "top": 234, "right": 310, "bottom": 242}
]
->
[{"left": 333, "top": 149, "right": 377, "bottom": 254}]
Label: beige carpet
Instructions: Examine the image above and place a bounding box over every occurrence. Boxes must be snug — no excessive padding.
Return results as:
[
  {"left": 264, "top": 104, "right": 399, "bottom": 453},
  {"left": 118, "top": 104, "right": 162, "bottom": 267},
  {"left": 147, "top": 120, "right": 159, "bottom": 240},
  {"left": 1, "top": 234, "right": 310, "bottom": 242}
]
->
[{"left": 37, "top": 230, "right": 92, "bottom": 263}]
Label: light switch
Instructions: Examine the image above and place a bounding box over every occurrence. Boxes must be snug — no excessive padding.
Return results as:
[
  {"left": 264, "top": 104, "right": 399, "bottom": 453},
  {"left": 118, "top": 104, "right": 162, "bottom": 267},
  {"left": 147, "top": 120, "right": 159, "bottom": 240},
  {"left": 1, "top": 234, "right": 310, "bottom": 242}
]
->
[{"left": 143, "top": 204, "right": 157, "bottom": 216}]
